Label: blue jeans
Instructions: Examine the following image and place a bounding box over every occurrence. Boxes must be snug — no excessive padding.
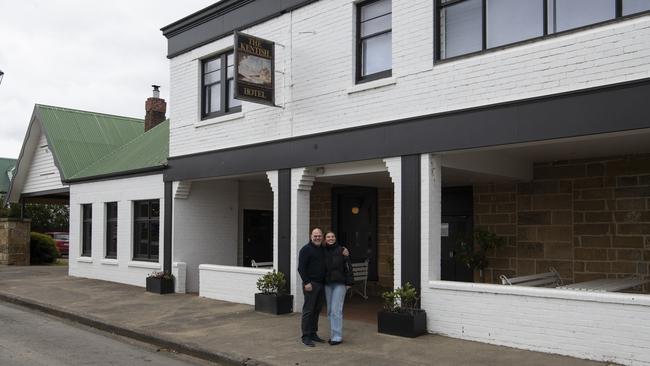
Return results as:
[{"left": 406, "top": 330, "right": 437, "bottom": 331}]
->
[{"left": 325, "top": 283, "right": 347, "bottom": 342}]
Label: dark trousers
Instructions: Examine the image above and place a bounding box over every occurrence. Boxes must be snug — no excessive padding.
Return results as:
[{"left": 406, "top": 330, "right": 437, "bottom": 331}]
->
[{"left": 301, "top": 281, "right": 325, "bottom": 340}]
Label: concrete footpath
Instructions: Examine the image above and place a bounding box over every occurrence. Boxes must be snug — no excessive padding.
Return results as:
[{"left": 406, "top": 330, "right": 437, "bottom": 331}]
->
[{"left": 0, "top": 266, "right": 613, "bottom": 366}]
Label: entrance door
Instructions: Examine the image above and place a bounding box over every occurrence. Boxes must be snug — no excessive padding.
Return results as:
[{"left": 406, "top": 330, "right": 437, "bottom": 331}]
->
[
  {"left": 441, "top": 186, "right": 474, "bottom": 282},
  {"left": 440, "top": 215, "right": 474, "bottom": 282},
  {"left": 332, "top": 187, "right": 378, "bottom": 281},
  {"left": 243, "top": 209, "right": 273, "bottom": 267}
]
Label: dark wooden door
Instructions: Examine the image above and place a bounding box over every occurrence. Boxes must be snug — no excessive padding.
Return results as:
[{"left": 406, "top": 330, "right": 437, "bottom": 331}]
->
[
  {"left": 440, "top": 215, "right": 474, "bottom": 282},
  {"left": 243, "top": 209, "right": 273, "bottom": 267},
  {"left": 332, "top": 187, "right": 378, "bottom": 281}
]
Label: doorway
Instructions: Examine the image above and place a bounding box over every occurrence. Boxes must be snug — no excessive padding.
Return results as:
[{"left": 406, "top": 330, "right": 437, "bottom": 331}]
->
[
  {"left": 441, "top": 187, "right": 474, "bottom": 282},
  {"left": 243, "top": 209, "right": 273, "bottom": 267},
  {"left": 332, "top": 187, "right": 378, "bottom": 281}
]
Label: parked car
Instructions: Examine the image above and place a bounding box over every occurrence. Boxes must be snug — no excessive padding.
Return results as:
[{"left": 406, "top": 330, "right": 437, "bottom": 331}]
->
[{"left": 45, "top": 232, "right": 69, "bottom": 257}]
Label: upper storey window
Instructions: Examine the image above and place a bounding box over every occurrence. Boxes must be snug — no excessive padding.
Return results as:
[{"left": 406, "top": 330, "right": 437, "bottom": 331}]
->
[
  {"left": 202, "top": 51, "right": 242, "bottom": 119},
  {"left": 437, "top": 0, "right": 650, "bottom": 60},
  {"left": 357, "top": 0, "right": 392, "bottom": 83}
]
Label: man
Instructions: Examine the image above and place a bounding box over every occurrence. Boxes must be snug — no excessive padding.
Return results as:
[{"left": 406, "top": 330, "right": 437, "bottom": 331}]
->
[{"left": 298, "top": 228, "right": 327, "bottom": 347}]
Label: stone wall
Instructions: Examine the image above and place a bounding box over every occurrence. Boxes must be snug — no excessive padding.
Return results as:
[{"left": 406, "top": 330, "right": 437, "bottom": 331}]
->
[
  {"left": 0, "top": 219, "right": 31, "bottom": 265},
  {"left": 475, "top": 154, "right": 650, "bottom": 292}
]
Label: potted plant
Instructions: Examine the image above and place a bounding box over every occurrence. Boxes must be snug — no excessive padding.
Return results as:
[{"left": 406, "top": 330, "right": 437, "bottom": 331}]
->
[
  {"left": 146, "top": 271, "right": 175, "bottom": 294},
  {"left": 455, "top": 229, "right": 505, "bottom": 283},
  {"left": 377, "top": 282, "right": 427, "bottom": 338},
  {"left": 255, "top": 270, "right": 293, "bottom": 315}
]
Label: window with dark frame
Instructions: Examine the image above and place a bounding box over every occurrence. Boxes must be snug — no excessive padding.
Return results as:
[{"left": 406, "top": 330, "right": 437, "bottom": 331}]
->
[
  {"left": 105, "top": 202, "right": 118, "bottom": 259},
  {"left": 202, "top": 51, "right": 241, "bottom": 119},
  {"left": 81, "top": 204, "right": 92, "bottom": 257},
  {"left": 357, "top": 0, "right": 392, "bottom": 83},
  {"left": 436, "top": 0, "right": 650, "bottom": 60},
  {"left": 133, "top": 200, "right": 160, "bottom": 262}
]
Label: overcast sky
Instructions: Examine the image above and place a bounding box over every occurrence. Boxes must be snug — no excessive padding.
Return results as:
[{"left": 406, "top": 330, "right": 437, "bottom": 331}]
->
[{"left": 0, "top": 0, "right": 218, "bottom": 159}]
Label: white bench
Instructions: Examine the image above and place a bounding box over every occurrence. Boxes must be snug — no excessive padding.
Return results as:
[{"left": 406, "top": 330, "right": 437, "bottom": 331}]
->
[
  {"left": 251, "top": 260, "right": 273, "bottom": 268},
  {"left": 500, "top": 267, "right": 562, "bottom": 287},
  {"left": 348, "top": 259, "right": 370, "bottom": 300}
]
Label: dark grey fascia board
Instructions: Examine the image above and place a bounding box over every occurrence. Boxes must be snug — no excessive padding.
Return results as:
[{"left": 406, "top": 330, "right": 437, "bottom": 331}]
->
[
  {"left": 20, "top": 188, "right": 69, "bottom": 198},
  {"left": 164, "top": 77, "right": 650, "bottom": 182},
  {"left": 161, "top": 0, "right": 319, "bottom": 58},
  {"left": 64, "top": 165, "right": 166, "bottom": 185}
]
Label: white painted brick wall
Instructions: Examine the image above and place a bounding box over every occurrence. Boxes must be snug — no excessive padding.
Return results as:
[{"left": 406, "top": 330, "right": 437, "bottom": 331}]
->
[
  {"left": 68, "top": 174, "right": 165, "bottom": 287},
  {"left": 383, "top": 157, "right": 401, "bottom": 289},
  {"left": 173, "top": 179, "right": 239, "bottom": 293},
  {"left": 199, "top": 264, "right": 271, "bottom": 305},
  {"left": 169, "top": 1, "right": 650, "bottom": 158},
  {"left": 422, "top": 282, "right": 650, "bottom": 366}
]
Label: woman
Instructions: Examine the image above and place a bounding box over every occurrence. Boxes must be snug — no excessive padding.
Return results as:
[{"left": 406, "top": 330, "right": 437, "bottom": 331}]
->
[{"left": 323, "top": 231, "right": 354, "bottom": 345}]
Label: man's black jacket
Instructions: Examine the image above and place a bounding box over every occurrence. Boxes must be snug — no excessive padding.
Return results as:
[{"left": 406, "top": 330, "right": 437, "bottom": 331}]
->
[{"left": 298, "top": 242, "right": 326, "bottom": 285}]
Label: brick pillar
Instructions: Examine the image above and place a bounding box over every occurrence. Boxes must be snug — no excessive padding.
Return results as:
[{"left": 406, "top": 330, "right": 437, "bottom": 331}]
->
[
  {"left": 144, "top": 85, "right": 166, "bottom": 132},
  {"left": 0, "top": 218, "right": 31, "bottom": 265},
  {"left": 421, "top": 154, "right": 442, "bottom": 282}
]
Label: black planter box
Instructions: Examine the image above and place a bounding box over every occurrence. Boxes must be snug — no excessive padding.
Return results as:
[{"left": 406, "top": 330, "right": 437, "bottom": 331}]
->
[
  {"left": 377, "top": 309, "right": 427, "bottom": 338},
  {"left": 255, "top": 293, "right": 293, "bottom": 315},
  {"left": 146, "top": 277, "right": 175, "bottom": 294}
]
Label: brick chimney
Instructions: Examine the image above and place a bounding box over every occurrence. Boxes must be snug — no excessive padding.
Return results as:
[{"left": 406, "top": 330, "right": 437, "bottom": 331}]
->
[{"left": 144, "top": 85, "right": 166, "bottom": 132}]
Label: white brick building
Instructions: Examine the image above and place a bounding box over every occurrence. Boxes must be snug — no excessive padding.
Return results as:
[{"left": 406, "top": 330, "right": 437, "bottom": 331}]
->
[
  {"left": 7, "top": 0, "right": 650, "bottom": 363},
  {"left": 159, "top": 1, "right": 650, "bottom": 364},
  {"left": 11, "top": 1, "right": 650, "bottom": 364}
]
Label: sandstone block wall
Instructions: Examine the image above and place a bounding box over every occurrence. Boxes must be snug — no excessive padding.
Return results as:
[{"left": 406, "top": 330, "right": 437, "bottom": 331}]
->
[{"left": 0, "top": 219, "right": 30, "bottom": 265}]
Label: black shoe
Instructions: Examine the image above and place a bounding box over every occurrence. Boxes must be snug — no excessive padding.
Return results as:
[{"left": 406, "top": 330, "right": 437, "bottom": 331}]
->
[
  {"left": 328, "top": 340, "right": 342, "bottom": 346},
  {"left": 302, "top": 338, "right": 315, "bottom": 347},
  {"left": 311, "top": 335, "right": 326, "bottom": 343}
]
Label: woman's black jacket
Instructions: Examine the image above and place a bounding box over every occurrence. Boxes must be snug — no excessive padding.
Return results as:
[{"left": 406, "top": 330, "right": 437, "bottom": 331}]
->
[{"left": 324, "top": 243, "right": 354, "bottom": 286}]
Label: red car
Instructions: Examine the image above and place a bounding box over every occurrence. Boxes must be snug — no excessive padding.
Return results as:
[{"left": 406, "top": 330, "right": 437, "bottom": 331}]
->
[{"left": 45, "top": 232, "right": 69, "bottom": 257}]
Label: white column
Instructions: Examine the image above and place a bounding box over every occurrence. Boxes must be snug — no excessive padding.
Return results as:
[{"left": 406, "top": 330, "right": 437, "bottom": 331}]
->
[
  {"left": 421, "top": 154, "right": 442, "bottom": 283},
  {"left": 266, "top": 171, "right": 280, "bottom": 270},
  {"left": 290, "top": 167, "right": 315, "bottom": 309},
  {"left": 383, "top": 157, "right": 401, "bottom": 289}
]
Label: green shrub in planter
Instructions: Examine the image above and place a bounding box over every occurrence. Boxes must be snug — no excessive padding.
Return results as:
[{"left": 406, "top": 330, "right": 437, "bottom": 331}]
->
[
  {"left": 255, "top": 270, "right": 293, "bottom": 314},
  {"left": 378, "top": 282, "right": 427, "bottom": 338},
  {"left": 30, "top": 232, "right": 59, "bottom": 265}
]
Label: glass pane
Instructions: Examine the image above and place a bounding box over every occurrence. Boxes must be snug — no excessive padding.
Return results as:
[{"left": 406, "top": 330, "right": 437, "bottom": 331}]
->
[
  {"left": 83, "top": 204, "right": 92, "bottom": 220},
  {"left": 136, "top": 202, "right": 148, "bottom": 219},
  {"left": 136, "top": 223, "right": 149, "bottom": 257},
  {"left": 227, "top": 65, "right": 235, "bottom": 79},
  {"left": 361, "top": 13, "right": 391, "bottom": 37},
  {"left": 227, "top": 53, "right": 234, "bottom": 67},
  {"left": 107, "top": 202, "right": 117, "bottom": 220},
  {"left": 204, "top": 70, "right": 221, "bottom": 85},
  {"left": 550, "top": 0, "right": 615, "bottom": 33},
  {"left": 228, "top": 79, "right": 242, "bottom": 108},
  {"left": 150, "top": 201, "right": 160, "bottom": 218},
  {"left": 207, "top": 83, "right": 221, "bottom": 114},
  {"left": 623, "top": 0, "right": 650, "bottom": 15},
  {"left": 151, "top": 223, "right": 160, "bottom": 242},
  {"left": 487, "top": 0, "right": 543, "bottom": 48},
  {"left": 204, "top": 58, "right": 221, "bottom": 73},
  {"left": 361, "top": 0, "right": 391, "bottom": 21},
  {"left": 362, "top": 32, "right": 392, "bottom": 76},
  {"left": 441, "top": 0, "right": 483, "bottom": 59}
]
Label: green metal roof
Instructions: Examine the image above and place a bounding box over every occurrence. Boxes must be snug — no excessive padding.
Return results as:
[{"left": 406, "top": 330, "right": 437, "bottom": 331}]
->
[
  {"left": 68, "top": 120, "right": 169, "bottom": 181},
  {"left": 36, "top": 105, "right": 146, "bottom": 180},
  {"left": 0, "top": 158, "right": 16, "bottom": 193}
]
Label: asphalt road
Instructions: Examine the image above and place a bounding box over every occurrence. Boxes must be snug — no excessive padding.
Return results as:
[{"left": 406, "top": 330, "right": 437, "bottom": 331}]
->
[{"left": 0, "top": 302, "right": 217, "bottom": 366}]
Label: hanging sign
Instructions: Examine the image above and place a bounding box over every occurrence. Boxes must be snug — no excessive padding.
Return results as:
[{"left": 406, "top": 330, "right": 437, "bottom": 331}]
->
[{"left": 234, "top": 32, "right": 275, "bottom": 106}]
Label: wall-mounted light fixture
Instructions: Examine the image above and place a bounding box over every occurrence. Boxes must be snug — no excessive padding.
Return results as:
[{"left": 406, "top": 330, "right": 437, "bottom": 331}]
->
[{"left": 0, "top": 70, "right": 4, "bottom": 85}]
